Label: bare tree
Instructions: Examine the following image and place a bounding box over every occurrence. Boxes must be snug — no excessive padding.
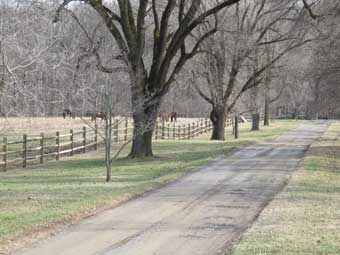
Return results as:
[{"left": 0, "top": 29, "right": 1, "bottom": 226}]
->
[
  {"left": 53, "top": 0, "right": 254, "bottom": 158},
  {"left": 191, "top": 0, "right": 314, "bottom": 140}
]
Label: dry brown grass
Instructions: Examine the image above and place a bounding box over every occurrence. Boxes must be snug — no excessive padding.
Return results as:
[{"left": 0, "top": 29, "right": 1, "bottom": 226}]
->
[
  {"left": 0, "top": 117, "right": 93, "bottom": 139},
  {"left": 0, "top": 117, "right": 206, "bottom": 140}
]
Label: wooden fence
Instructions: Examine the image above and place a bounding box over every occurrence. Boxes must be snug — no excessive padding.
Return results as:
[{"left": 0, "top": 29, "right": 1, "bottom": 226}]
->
[{"left": 0, "top": 118, "right": 237, "bottom": 171}]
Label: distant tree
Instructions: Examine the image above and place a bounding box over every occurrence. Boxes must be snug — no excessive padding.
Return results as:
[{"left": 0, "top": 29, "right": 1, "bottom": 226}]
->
[
  {"left": 191, "top": 0, "right": 314, "bottom": 140},
  {"left": 306, "top": 1, "right": 340, "bottom": 118}
]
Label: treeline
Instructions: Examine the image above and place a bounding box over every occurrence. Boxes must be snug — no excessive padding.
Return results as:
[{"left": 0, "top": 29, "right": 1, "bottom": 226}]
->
[
  {"left": 1, "top": 0, "right": 339, "bottom": 159},
  {"left": 0, "top": 1, "right": 210, "bottom": 117}
]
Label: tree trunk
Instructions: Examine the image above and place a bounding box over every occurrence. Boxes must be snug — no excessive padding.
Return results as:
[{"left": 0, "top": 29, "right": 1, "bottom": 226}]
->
[
  {"left": 129, "top": 129, "right": 154, "bottom": 158},
  {"left": 210, "top": 107, "right": 226, "bottom": 140},
  {"left": 292, "top": 108, "right": 298, "bottom": 119},
  {"left": 251, "top": 113, "right": 260, "bottom": 131},
  {"left": 105, "top": 148, "right": 112, "bottom": 182},
  {"left": 234, "top": 115, "right": 239, "bottom": 139},
  {"left": 105, "top": 115, "right": 113, "bottom": 182},
  {"left": 264, "top": 98, "right": 270, "bottom": 126},
  {"left": 129, "top": 101, "right": 160, "bottom": 158}
]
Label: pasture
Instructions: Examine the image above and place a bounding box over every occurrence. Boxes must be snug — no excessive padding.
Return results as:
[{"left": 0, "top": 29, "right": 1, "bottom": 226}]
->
[
  {"left": 0, "top": 117, "right": 210, "bottom": 170},
  {"left": 0, "top": 120, "right": 302, "bottom": 254},
  {"left": 0, "top": 117, "right": 205, "bottom": 139}
]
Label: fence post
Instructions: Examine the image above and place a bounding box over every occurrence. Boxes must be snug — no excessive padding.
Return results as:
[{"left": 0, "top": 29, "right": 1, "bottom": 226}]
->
[
  {"left": 124, "top": 118, "right": 128, "bottom": 141},
  {"left": 202, "top": 120, "right": 205, "bottom": 134},
  {"left": 56, "top": 131, "right": 60, "bottom": 160},
  {"left": 198, "top": 120, "right": 200, "bottom": 135},
  {"left": 83, "top": 127, "right": 86, "bottom": 153},
  {"left": 23, "top": 134, "right": 27, "bottom": 168},
  {"left": 232, "top": 117, "right": 235, "bottom": 135},
  {"left": 183, "top": 125, "right": 187, "bottom": 140},
  {"left": 3, "top": 137, "right": 7, "bottom": 171},
  {"left": 199, "top": 120, "right": 201, "bottom": 134},
  {"left": 167, "top": 123, "right": 170, "bottom": 139},
  {"left": 194, "top": 121, "right": 197, "bottom": 137},
  {"left": 40, "top": 132, "right": 44, "bottom": 164},
  {"left": 162, "top": 121, "right": 165, "bottom": 139},
  {"left": 155, "top": 122, "right": 158, "bottom": 140},
  {"left": 94, "top": 124, "right": 98, "bottom": 150},
  {"left": 234, "top": 115, "right": 239, "bottom": 139},
  {"left": 70, "top": 129, "right": 74, "bottom": 156},
  {"left": 114, "top": 120, "right": 119, "bottom": 143},
  {"left": 188, "top": 124, "right": 191, "bottom": 140},
  {"left": 196, "top": 121, "right": 199, "bottom": 136}
]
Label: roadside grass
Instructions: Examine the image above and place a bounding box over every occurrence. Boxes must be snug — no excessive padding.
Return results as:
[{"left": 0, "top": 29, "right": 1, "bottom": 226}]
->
[
  {"left": 229, "top": 122, "right": 340, "bottom": 255},
  {"left": 0, "top": 120, "right": 302, "bottom": 252}
]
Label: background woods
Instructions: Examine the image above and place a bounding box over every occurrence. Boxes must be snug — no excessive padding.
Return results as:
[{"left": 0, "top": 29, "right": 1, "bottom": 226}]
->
[{"left": 0, "top": 0, "right": 336, "bottom": 155}]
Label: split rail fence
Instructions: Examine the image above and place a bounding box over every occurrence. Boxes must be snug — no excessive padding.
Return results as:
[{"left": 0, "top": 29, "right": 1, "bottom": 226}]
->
[{"left": 0, "top": 118, "right": 236, "bottom": 171}]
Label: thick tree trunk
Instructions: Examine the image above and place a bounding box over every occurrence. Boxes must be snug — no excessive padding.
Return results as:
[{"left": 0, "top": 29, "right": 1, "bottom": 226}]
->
[
  {"left": 251, "top": 113, "right": 260, "bottom": 131},
  {"left": 210, "top": 107, "right": 226, "bottom": 140},
  {"left": 129, "top": 101, "right": 160, "bottom": 158},
  {"left": 129, "top": 129, "right": 154, "bottom": 158},
  {"left": 264, "top": 98, "right": 270, "bottom": 126}
]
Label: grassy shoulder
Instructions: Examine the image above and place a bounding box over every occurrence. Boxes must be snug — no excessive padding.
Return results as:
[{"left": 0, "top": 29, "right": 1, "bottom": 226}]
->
[
  {"left": 0, "top": 120, "right": 301, "bottom": 252},
  {"left": 230, "top": 122, "right": 340, "bottom": 255}
]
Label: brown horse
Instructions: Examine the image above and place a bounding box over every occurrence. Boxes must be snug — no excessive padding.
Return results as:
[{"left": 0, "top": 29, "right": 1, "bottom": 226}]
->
[
  {"left": 170, "top": 112, "right": 177, "bottom": 122},
  {"left": 91, "top": 111, "right": 107, "bottom": 122},
  {"left": 62, "top": 109, "right": 75, "bottom": 119},
  {"left": 159, "top": 112, "right": 177, "bottom": 122},
  {"left": 159, "top": 111, "right": 169, "bottom": 122}
]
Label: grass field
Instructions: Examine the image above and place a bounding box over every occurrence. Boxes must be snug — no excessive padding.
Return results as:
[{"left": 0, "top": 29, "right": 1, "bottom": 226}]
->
[
  {"left": 0, "top": 117, "right": 93, "bottom": 140},
  {"left": 230, "top": 122, "right": 340, "bottom": 255},
  {"left": 0, "top": 117, "right": 205, "bottom": 139},
  {"left": 0, "top": 120, "right": 302, "bottom": 253}
]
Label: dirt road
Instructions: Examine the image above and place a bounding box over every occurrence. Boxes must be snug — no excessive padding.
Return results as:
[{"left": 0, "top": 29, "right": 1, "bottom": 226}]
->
[{"left": 15, "top": 121, "right": 329, "bottom": 255}]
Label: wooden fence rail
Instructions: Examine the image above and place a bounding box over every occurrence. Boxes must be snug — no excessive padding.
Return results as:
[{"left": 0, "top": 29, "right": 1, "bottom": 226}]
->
[{"left": 0, "top": 117, "right": 240, "bottom": 171}]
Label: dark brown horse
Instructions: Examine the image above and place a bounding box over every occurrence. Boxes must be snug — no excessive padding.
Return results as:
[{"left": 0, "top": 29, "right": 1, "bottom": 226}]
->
[
  {"left": 91, "top": 111, "right": 107, "bottom": 122},
  {"left": 62, "top": 109, "right": 75, "bottom": 119},
  {"left": 170, "top": 112, "right": 177, "bottom": 122}
]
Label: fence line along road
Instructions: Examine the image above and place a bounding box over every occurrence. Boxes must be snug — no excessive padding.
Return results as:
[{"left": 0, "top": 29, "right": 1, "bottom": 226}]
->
[{"left": 0, "top": 118, "right": 237, "bottom": 171}]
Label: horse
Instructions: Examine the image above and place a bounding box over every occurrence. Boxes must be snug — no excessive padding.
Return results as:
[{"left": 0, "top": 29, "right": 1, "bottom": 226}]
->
[
  {"left": 62, "top": 109, "right": 75, "bottom": 119},
  {"left": 91, "top": 111, "right": 107, "bottom": 122},
  {"left": 170, "top": 112, "right": 177, "bottom": 122},
  {"left": 159, "top": 112, "right": 177, "bottom": 122},
  {"left": 159, "top": 112, "right": 170, "bottom": 122}
]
